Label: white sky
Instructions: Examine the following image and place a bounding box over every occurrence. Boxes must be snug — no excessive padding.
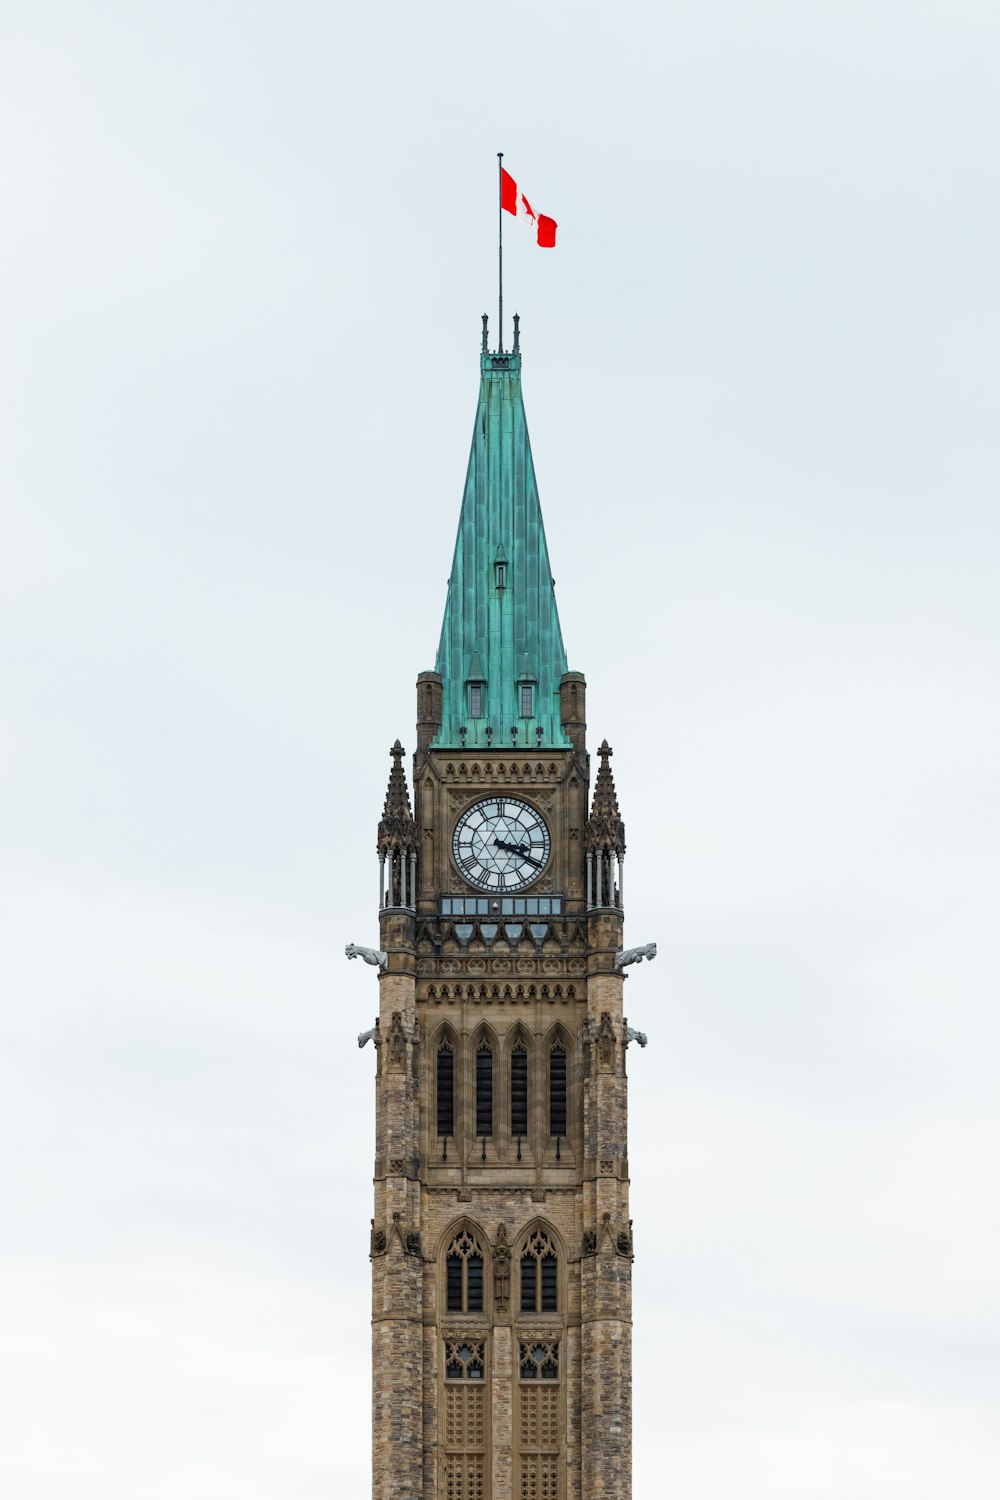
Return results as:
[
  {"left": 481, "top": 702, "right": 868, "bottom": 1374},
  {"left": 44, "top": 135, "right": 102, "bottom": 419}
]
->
[{"left": 1, "top": 2, "right": 998, "bottom": 1497}]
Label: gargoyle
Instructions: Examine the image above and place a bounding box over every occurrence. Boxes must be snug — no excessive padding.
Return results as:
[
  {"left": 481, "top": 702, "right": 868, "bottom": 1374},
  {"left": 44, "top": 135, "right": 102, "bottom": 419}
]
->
[
  {"left": 614, "top": 942, "right": 657, "bottom": 971},
  {"left": 625, "top": 1027, "right": 648, "bottom": 1048},
  {"left": 345, "top": 942, "right": 388, "bottom": 972}
]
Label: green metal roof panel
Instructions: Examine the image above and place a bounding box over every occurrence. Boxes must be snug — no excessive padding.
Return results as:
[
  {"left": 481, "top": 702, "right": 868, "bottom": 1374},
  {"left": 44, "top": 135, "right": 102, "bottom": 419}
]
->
[{"left": 433, "top": 346, "right": 570, "bottom": 749}]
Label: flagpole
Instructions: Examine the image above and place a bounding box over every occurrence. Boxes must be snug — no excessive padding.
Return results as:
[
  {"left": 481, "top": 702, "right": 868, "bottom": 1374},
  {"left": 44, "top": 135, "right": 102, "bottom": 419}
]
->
[{"left": 497, "top": 151, "right": 503, "bottom": 352}]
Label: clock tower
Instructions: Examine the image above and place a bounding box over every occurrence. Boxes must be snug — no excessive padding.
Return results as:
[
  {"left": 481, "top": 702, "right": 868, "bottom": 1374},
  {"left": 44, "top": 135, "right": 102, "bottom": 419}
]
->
[{"left": 354, "top": 317, "right": 651, "bottom": 1500}]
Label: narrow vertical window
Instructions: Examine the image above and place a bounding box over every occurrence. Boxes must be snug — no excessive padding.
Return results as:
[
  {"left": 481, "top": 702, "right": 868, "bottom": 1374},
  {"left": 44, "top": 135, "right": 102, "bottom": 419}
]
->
[
  {"left": 510, "top": 1044, "right": 528, "bottom": 1138},
  {"left": 468, "top": 683, "right": 483, "bottom": 718},
  {"left": 444, "top": 1229, "right": 487, "bottom": 1315},
  {"left": 476, "top": 1046, "right": 493, "bottom": 1137},
  {"left": 549, "top": 1044, "right": 567, "bottom": 1137},
  {"left": 520, "top": 1228, "right": 558, "bottom": 1314},
  {"left": 519, "top": 683, "right": 534, "bottom": 717},
  {"left": 446, "top": 1253, "right": 463, "bottom": 1312},
  {"left": 520, "top": 1253, "right": 537, "bottom": 1314},
  {"left": 437, "top": 1044, "right": 454, "bottom": 1137},
  {"left": 466, "top": 1254, "right": 483, "bottom": 1312},
  {"left": 541, "top": 1253, "right": 558, "bottom": 1312},
  {"left": 495, "top": 561, "right": 506, "bottom": 588}
]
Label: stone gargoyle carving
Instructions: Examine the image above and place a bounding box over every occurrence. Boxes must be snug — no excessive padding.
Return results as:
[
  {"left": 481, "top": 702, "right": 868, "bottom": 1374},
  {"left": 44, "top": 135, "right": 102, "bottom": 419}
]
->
[
  {"left": 345, "top": 942, "right": 388, "bottom": 972},
  {"left": 614, "top": 942, "right": 657, "bottom": 971},
  {"left": 625, "top": 1027, "right": 648, "bottom": 1048},
  {"left": 358, "top": 1023, "right": 379, "bottom": 1049}
]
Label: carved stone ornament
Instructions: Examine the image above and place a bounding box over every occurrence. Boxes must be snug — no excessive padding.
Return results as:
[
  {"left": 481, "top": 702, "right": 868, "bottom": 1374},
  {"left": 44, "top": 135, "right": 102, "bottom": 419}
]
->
[
  {"left": 599, "top": 1158, "right": 616, "bottom": 1175},
  {"left": 404, "top": 1230, "right": 422, "bottom": 1257},
  {"left": 616, "top": 1230, "right": 633, "bottom": 1257},
  {"left": 582, "top": 1229, "right": 598, "bottom": 1256},
  {"left": 493, "top": 1223, "right": 511, "bottom": 1311},
  {"left": 614, "top": 942, "right": 657, "bottom": 971},
  {"left": 586, "top": 741, "right": 626, "bottom": 855},
  {"left": 345, "top": 942, "right": 388, "bottom": 972},
  {"left": 596, "top": 1011, "right": 617, "bottom": 1070},
  {"left": 388, "top": 1158, "right": 407, "bottom": 1175},
  {"left": 370, "top": 1225, "right": 387, "bottom": 1257},
  {"left": 377, "top": 741, "right": 417, "bottom": 858},
  {"left": 386, "top": 1011, "right": 407, "bottom": 1069}
]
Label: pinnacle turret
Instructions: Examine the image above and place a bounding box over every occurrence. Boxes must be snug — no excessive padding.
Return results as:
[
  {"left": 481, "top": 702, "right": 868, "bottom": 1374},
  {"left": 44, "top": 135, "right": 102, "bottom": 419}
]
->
[
  {"left": 378, "top": 740, "right": 416, "bottom": 855},
  {"left": 586, "top": 740, "right": 625, "bottom": 856},
  {"left": 377, "top": 740, "right": 417, "bottom": 909},
  {"left": 586, "top": 740, "right": 626, "bottom": 910}
]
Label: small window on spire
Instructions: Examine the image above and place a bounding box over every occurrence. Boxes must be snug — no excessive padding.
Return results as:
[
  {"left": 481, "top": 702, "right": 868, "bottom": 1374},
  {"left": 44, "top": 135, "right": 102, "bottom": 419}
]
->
[
  {"left": 519, "top": 684, "right": 534, "bottom": 718},
  {"left": 494, "top": 545, "right": 508, "bottom": 590},
  {"left": 469, "top": 684, "right": 483, "bottom": 718}
]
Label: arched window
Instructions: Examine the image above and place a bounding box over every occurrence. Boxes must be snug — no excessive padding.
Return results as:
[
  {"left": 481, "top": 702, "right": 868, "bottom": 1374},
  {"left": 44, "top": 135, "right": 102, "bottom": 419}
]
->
[
  {"left": 520, "top": 1228, "right": 557, "bottom": 1314},
  {"left": 445, "top": 1228, "right": 486, "bottom": 1314},
  {"left": 510, "top": 1042, "right": 528, "bottom": 1138},
  {"left": 437, "top": 1042, "right": 454, "bottom": 1137},
  {"left": 549, "top": 1043, "right": 566, "bottom": 1137},
  {"left": 476, "top": 1046, "right": 493, "bottom": 1137}
]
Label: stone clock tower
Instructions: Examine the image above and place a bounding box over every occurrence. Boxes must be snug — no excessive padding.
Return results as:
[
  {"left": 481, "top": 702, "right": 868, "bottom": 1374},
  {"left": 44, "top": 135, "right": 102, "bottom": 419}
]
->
[{"left": 351, "top": 317, "right": 653, "bottom": 1500}]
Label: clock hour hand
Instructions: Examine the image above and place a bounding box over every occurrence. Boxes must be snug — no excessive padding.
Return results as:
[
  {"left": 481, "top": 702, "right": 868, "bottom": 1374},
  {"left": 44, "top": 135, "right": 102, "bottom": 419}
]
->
[{"left": 494, "top": 838, "right": 544, "bottom": 868}]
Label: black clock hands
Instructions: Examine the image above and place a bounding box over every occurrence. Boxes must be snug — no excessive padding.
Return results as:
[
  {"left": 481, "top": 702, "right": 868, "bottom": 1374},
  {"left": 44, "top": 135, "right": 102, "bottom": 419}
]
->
[{"left": 494, "top": 837, "right": 544, "bottom": 868}]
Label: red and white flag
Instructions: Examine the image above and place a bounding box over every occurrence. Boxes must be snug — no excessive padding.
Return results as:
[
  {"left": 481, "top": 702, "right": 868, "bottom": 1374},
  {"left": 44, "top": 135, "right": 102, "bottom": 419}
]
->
[{"left": 501, "top": 167, "right": 557, "bottom": 248}]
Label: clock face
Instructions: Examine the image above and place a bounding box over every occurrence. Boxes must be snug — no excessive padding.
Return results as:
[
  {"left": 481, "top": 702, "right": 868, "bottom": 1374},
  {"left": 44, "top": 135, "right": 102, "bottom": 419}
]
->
[{"left": 452, "top": 797, "right": 551, "bottom": 892}]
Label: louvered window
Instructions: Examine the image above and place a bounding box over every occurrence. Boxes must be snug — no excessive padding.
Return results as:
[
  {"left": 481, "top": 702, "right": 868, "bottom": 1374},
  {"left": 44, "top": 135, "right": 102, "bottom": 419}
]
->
[
  {"left": 510, "top": 1044, "right": 528, "bottom": 1138},
  {"left": 445, "top": 1229, "right": 486, "bottom": 1315},
  {"left": 437, "top": 1044, "right": 454, "bottom": 1137},
  {"left": 476, "top": 1047, "right": 493, "bottom": 1137},
  {"left": 549, "top": 1044, "right": 566, "bottom": 1137},
  {"left": 520, "top": 1228, "right": 557, "bottom": 1315},
  {"left": 520, "top": 1255, "right": 535, "bottom": 1314}
]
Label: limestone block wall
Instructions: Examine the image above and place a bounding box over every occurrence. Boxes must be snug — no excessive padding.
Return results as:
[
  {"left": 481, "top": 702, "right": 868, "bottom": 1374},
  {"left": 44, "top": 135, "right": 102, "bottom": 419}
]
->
[{"left": 372, "top": 911, "right": 424, "bottom": 1500}]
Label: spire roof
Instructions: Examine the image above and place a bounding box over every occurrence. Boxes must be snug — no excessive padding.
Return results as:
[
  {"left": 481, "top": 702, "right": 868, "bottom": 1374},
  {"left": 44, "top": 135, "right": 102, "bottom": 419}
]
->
[
  {"left": 377, "top": 739, "right": 416, "bottom": 854},
  {"left": 586, "top": 740, "right": 626, "bottom": 853},
  {"left": 432, "top": 331, "right": 570, "bottom": 749}
]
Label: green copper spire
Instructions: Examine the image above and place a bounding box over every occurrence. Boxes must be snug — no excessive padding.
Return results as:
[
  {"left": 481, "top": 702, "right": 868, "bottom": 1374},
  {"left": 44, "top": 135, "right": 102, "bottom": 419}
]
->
[{"left": 433, "top": 333, "right": 570, "bottom": 750}]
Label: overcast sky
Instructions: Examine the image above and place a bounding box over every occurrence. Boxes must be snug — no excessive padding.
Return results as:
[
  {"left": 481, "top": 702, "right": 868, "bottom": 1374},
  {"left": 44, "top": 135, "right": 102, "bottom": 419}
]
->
[{"left": 1, "top": 2, "right": 998, "bottom": 1497}]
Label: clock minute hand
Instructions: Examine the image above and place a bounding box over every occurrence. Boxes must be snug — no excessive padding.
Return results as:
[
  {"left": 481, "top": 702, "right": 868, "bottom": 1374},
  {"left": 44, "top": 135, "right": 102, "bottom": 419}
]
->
[{"left": 494, "top": 838, "right": 544, "bottom": 869}]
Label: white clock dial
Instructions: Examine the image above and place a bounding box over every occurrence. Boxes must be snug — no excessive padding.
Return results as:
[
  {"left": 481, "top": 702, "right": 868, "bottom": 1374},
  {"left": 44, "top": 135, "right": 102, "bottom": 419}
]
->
[{"left": 451, "top": 797, "right": 551, "bottom": 893}]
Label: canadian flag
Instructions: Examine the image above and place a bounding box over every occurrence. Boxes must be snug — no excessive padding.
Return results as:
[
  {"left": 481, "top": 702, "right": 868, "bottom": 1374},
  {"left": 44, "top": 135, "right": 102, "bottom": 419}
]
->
[{"left": 501, "top": 167, "right": 557, "bottom": 248}]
